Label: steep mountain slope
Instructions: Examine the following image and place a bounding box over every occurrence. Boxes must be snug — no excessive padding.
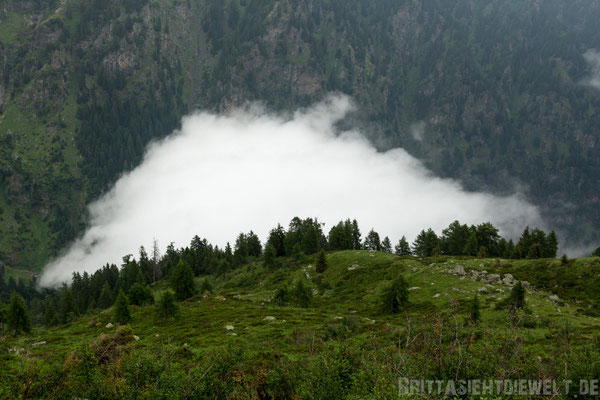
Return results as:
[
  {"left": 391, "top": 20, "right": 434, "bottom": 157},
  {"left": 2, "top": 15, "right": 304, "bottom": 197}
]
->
[{"left": 1, "top": 0, "right": 599, "bottom": 269}]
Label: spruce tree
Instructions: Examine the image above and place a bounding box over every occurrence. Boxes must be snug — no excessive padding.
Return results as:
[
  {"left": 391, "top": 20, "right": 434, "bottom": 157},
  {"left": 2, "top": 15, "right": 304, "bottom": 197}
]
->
[
  {"left": 463, "top": 232, "right": 479, "bottom": 256},
  {"left": 380, "top": 275, "right": 409, "bottom": 314},
  {"left": 315, "top": 249, "right": 327, "bottom": 273},
  {"left": 114, "top": 289, "right": 131, "bottom": 324},
  {"left": 274, "top": 286, "right": 289, "bottom": 306},
  {"left": 364, "top": 229, "right": 381, "bottom": 251},
  {"left": 381, "top": 237, "right": 392, "bottom": 253},
  {"left": 98, "top": 282, "right": 114, "bottom": 309},
  {"left": 508, "top": 282, "right": 526, "bottom": 310},
  {"left": 128, "top": 283, "right": 154, "bottom": 306},
  {"left": 263, "top": 244, "right": 277, "bottom": 269},
  {"left": 155, "top": 290, "right": 178, "bottom": 322},
  {"left": 293, "top": 280, "right": 312, "bottom": 308},
  {"left": 0, "top": 302, "right": 6, "bottom": 334},
  {"left": 8, "top": 293, "right": 31, "bottom": 335},
  {"left": 545, "top": 231, "right": 558, "bottom": 258},
  {"left": 470, "top": 295, "right": 480, "bottom": 323},
  {"left": 394, "top": 236, "right": 412, "bottom": 256},
  {"left": 199, "top": 278, "right": 213, "bottom": 294},
  {"left": 171, "top": 260, "right": 196, "bottom": 301}
]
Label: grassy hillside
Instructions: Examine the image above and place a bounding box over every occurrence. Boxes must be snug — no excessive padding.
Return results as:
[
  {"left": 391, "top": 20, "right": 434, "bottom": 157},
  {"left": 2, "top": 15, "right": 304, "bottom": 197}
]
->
[{"left": 2, "top": 251, "right": 600, "bottom": 398}]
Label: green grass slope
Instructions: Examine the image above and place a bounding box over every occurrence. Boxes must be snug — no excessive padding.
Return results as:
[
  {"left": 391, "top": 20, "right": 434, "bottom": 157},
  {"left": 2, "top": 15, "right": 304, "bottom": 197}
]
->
[{"left": 2, "top": 251, "right": 600, "bottom": 398}]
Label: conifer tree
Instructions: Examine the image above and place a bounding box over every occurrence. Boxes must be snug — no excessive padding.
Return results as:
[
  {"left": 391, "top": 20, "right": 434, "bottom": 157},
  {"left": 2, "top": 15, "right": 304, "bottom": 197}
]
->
[
  {"left": 351, "top": 219, "right": 362, "bottom": 250},
  {"left": 274, "top": 286, "right": 289, "bottom": 306},
  {"left": 508, "top": 282, "right": 525, "bottom": 310},
  {"left": 412, "top": 229, "right": 439, "bottom": 257},
  {"left": 263, "top": 244, "right": 277, "bottom": 269},
  {"left": 293, "top": 280, "right": 312, "bottom": 308},
  {"left": 394, "top": 236, "right": 412, "bottom": 256},
  {"left": 171, "top": 260, "right": 196, "bottom": 301},
  {"left": 470, "top": 295, "right": 480, "bottom": 323},
  {"left": 98, "top": 282, "right": 114, "bottom": 309},
  {"left": 315, "top": 249, "right": 327, "bottom": 273},
  {"left": 8, "top": 293, "right": 31, "bottom": 335},
  {"left": 381, "top": 275, "right": 409, "bottom": 314},
  {"left": 114, "top": 289, "right": 131, "bottom": 324},
  {"left": 545, "top": 231, "right": 558, "bottom": 258},
  {"left": 128, "top": 283, "right": 154, "bottom": 306},
  {"left": 199, "top": 278, "right": 213, "bottom": 294},
  {"left": 0, "top": 302, "right": 6, "bottom": 334},
  {"left": 463, "top": 232, "right": 479, "bottom": 256},
  {"left": 155, "top": 290, "right": 178, "bottom": 322},
  {"left": 381, "top": 237, "right": 392, "bottom": 253},
  {"left": 364, "top": 229, "right": 381, "bottom": 251}
]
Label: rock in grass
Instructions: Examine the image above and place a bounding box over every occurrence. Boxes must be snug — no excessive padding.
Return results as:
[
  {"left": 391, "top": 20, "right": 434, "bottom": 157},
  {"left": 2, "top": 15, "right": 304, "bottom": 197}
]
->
[
  {"left": 225, "top": 325, "right": 235, "bottom": 331},
  {"left": 408, "top": 287, "right": 421, "bottom": 291},
  {"left": 105, "top": 323, "right": 114, "bottom": 329},
  {"left": 433, "top": 294, "right": 441, "bottom": 298},
  {"left": 478, "top": 287, "right": 488, "bottom": 294},
  {"left": 549, "top": 295, "right": 560, "bottom": 303},
  {"left": 133, "top": 335, "right": 140, "bottom": 341},
  {"left": 32, "top": 341, "right": 46, "bottom": 347},
  {"left": 452, "top": 265, "right": 466, "bottom": 276},
  {"left": 263, "top": 316, "right": 276, "bottom": 322}
]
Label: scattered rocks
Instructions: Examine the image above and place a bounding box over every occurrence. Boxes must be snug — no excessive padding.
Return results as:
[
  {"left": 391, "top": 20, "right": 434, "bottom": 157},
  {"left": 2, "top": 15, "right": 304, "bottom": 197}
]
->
[
  {"left": 227, "top": 332, "right": 237, "bottom": 336},
  {"left": 433, "top": 294, "right": 441, "bottom": 298},
  {"left": 502, "top": 274, "right": 517, "bottom": 286},
  {"left": 32, "top": 341, "right": 46, "bottom": 347},
  {"left": 225, "top": 325, "right": 235, "bottom": 331},
  {"left": 347, "top": 264, "right": 360, "bottom": 271},
  {"left": 485, "top": 274, "right": 501, "bottom": 284},
  {"left": 496, "top": 288, "right": 505, "bottom": 293},
  {"left": 478, "top": 287, "right": 488, "bottom": 294},
  {"left": 549, "top": 295, "right": 560, "bottom": 303},
  {"left": 133, "top": 335, "right": 140, "bottom": 341},
  {"left": 312, "top": 289, "right": 318, "bottom": 296},
  {"left": 215, "top": 296, "right": 227, "bottom": 301},
  {"left": 334, "top": 316, "right": 343, "bottom": 320},
  {"left": 364, "top": 318, "right": 376, "bottom": 324},
  {"left": 105, "top": 323, "right": 114, "bottom": 329},
  {"left": 408, "top": 287, "right": 421, "bottom": 291},
  {"left": 263, "top": 316, "right": 276, "bottom": 322},
  {"left": 522, "top": 281, "right": 531, "bottom": 289},
  {"left": 232, "top": 294, "right": 241, "bottom": 300}
]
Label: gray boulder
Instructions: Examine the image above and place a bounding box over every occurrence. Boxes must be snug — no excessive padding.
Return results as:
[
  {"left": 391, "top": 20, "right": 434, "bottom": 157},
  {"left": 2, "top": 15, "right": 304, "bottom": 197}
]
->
[{"left": 452, "top": 265, "right": 466, "bottom": 276}]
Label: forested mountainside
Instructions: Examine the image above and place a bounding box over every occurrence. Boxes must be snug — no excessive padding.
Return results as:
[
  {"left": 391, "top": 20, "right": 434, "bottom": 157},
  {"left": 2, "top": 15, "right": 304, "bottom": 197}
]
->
[{"left": 0, "top": 0, "right": 599, "bottom": 270}]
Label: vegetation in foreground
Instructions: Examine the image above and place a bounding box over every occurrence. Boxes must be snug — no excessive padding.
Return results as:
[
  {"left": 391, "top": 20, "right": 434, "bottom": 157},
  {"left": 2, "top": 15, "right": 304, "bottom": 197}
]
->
[{"left": 0, "top": 217, "right": 599, "bottom": 398}]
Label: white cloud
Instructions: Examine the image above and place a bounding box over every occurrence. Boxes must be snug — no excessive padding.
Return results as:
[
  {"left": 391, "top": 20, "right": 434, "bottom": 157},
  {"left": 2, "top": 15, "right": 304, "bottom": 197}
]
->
[
  {"left": 410, "top": 121, "right": 425, "bottom": 142},
  {"left": 40, "top": 95, "right": 542, "bottom": 286},
  {"left": 583, "top": 49, "right": 600, "bottom": 90}
]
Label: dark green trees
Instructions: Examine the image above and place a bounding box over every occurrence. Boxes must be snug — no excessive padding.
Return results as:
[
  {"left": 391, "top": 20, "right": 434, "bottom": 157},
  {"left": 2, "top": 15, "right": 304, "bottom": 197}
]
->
[
  {"left": 381, "top": 237, "right": 392, "bottom": 253},
  {"left": 412, "top": 229, "right": 439, "bottom": 257},
  {"left": 394, "top": 236, "right": 412, "bottom": 256},
  {"left": 363, "top": 229, "right": 381, "bottom": 251},
  {"left": 293, "top": 280, "right": 312, "bottom": 308},
  {"left": 463, "top": 232, "right": 479, "bottom": 256},
  {"left": 113, "top": 290, "right": 131, "bottom": 324},
  {"left": 508, "top": 282, "right": 526, "bottom": 310},
  {"left": 380, "top": 275, "right": 409, "bottom": 314},
  {"left": 128, "top": 283, "right": 154, "bottom": 306},
  {"left": 263, "top": 244, "right": 277, "bottom": 269},
  {"left": 514, "top": 227, "right": 559, "bottom": 259},
  {"left": 315, "top": 249, "right": 327, "bottom": 273},
  {"left": 155, "top": 290, "right": 178, "bottom": 322},
  {"left": 98, "top": 282, "right": 114, "bottom": 309},
  {"left": 8, "top": 293, "right": 31, "bottom": 335},
  {"left": 171, "top": 260, "right": 196, "bottom": 301}
]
